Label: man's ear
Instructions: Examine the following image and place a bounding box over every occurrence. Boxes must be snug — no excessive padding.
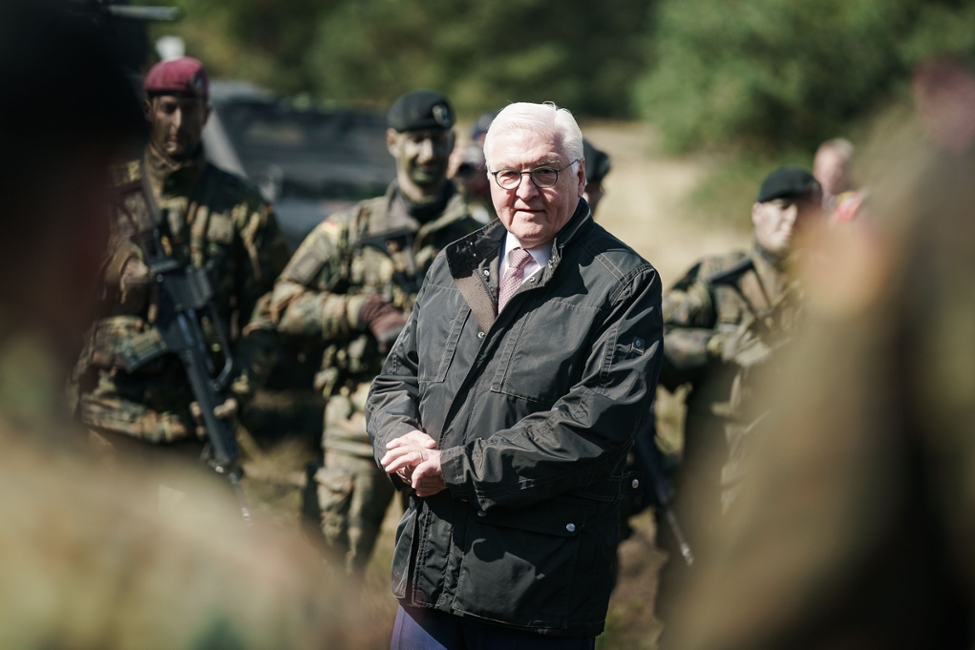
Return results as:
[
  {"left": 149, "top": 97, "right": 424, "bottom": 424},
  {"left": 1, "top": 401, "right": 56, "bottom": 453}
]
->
[
  {"left": 751, "top": 202, "right": 763, "bottom": 227},
  {"left": 386, "top": 128, "right": 400, "bottom": 157},
  {"left": 576, "top": 158, "right": 587, "bottom": 198},
  {"left": 202, "top": 102, "right": 212, "bottom": 128},
  {"left": 143, "top": 98, "right": 154, "bottom": 123}
]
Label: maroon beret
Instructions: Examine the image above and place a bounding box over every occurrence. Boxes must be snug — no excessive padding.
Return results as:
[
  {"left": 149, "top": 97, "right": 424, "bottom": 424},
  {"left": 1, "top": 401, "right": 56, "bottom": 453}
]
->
[{"left": 143, "top": 57, "right": 209, "bottom": 98}]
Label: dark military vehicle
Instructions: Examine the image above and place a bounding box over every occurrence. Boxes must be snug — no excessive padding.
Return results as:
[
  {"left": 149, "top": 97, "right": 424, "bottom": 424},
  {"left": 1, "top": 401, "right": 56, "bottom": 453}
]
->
[{"left": 203, "top": 81, "right": 395, "bottom": 251}]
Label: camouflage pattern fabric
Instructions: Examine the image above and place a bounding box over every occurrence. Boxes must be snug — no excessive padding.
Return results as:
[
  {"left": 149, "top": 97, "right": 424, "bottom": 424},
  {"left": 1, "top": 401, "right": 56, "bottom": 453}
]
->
[
  {"left": 270, "top": 181, "right": 480, "bottom": 570},
  {"left": 667, "top": 118, "right": 975, "bottom": 650},
  {"left": 72, "top": 146, "right": 289, "bottom": 443},
  {"left": 315, "top": 449, "right": 396, "bottom": 573},
  {"left": 655, "top": 244, "right": 797, "bottom": 625},
  {"left": 0, "top": 321, "right": 372, "bottom": 650}
]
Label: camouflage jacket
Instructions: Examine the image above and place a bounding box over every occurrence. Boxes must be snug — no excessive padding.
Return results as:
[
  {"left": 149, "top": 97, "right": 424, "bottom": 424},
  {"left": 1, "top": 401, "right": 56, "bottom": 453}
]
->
[
  {"left": 270, "top": 181, "right": 480, "bottom": 455},
  {"left": 72, "top": 146, "right": 289, "bottom": 443},
  {"left": 660, "top": 245, "right": 800, "bottom": 492}
]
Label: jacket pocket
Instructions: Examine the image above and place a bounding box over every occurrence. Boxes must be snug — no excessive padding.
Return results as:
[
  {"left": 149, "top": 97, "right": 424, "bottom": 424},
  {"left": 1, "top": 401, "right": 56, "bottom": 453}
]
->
[
  {"left": 416, "top": 300, "right": 468, "bottom": 384},
  {"left": 490, "top": 302, "right": 597, "bottom": 404},
  {"left": 453, "top": 500, "right": 584, "bottom": 629}
]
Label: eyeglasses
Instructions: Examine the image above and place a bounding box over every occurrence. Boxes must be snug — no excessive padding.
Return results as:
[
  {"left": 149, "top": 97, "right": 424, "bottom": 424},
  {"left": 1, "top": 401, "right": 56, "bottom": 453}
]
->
[{"left": 489, "top": 159, "right": 581, "bottom": 190}]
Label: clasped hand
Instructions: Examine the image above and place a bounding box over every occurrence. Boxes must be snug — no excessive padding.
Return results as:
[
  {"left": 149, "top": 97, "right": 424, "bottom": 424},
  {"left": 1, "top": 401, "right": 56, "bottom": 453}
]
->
[{"left": 380, "top": 430, "right": 446, "bottom": 497}]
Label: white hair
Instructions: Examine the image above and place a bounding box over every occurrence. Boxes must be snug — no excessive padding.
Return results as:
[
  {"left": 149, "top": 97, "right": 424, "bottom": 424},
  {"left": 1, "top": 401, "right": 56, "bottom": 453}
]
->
[{"left": 483, "top": 102, "right": 584, "bottom": 169}]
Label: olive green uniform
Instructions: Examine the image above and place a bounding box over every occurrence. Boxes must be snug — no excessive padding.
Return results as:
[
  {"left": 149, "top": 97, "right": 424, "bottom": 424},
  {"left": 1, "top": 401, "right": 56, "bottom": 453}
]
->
[
  {"left": 656, "top": 244, "right": 798, "bottom": 624},
  {"left": 668, "top": 123, "right": 975, "bottom": 650},
  {"left": 72, "top": 147, "right": 289, "bottom": 445},
  {"left": 270, "top": 181, "right": 479, "bottom": 572}
]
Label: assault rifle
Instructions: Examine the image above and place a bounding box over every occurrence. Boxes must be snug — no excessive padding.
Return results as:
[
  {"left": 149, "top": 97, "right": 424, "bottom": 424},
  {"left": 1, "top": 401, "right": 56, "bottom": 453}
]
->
[
  {"left": 631, "top": 422, "right": 694, "bottom": 567},
  {"left": 137, "top": 172, "right": 253, "bottom": 524}
]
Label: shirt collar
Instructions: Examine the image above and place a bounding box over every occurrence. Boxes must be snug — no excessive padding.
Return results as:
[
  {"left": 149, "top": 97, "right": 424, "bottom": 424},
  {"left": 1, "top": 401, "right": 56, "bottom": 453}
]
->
[{"left": 501, "top": 230, "right": 552, "bottom": 268}]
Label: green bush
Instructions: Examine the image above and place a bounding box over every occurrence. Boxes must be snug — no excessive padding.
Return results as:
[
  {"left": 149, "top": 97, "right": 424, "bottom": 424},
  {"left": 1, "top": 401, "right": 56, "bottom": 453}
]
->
[
  {"left": 148, "top": 0, "right": 654, "bottom": 118},
  {"left": 637, "top": 0, "right": 975, "bottom": 153}
]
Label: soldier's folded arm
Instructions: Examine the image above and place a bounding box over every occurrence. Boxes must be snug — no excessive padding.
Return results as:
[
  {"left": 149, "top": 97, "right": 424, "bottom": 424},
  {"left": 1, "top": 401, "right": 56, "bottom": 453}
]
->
[{"left": 269, "top": 219, "right": 404, "bottom": 343}]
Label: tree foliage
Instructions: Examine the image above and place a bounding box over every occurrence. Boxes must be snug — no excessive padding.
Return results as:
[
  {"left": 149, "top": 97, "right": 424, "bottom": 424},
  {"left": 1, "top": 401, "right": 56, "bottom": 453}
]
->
[
  {"left": 145, "top": 0, "right": 975, "bottom": 149},
  {"left": 148, "top": 0, "right": 654, "bottom": 118},
  {"left": 636, "top": 0, "right": 975, "bottom": 153}
]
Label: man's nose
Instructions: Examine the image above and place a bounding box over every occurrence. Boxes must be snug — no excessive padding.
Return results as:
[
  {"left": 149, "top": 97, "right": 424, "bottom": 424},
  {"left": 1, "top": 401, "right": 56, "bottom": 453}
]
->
[
  {"left": 171, "top": 107, "right": 183, "bottom": 130},
  {"left": 416, "top": 138, "right": 434, "bottom": 162},
  {"left": 515, "top": 173, "right": 539, "bottom": 200}
]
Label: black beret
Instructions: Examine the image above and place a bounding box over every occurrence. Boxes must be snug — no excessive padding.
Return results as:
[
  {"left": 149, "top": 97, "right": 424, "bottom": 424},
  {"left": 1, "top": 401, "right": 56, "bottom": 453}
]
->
[
  {"left": 757, "top": 166, "right": 821, "bottom": 203},
  {"left": 387, "top": 90, "right": 454, "bottom": 132},
  {"left": 583, "top": 139, "right": 612, "bottom": 184}
]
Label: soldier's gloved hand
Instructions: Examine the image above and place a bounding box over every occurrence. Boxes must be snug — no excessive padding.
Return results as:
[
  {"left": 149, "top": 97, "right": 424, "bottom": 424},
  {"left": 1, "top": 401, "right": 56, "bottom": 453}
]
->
[
  {"left": 718, "top": 315, "right": 773, "bottom": 369},
  {"left": 358, "top": 294, "right": 407, "bottom": 352},
  {"left": 189, "top": 398, "right": 239, "bottom": 440},
  {"left": 119, "top": 256, "right": 150, "bottom": 313}
]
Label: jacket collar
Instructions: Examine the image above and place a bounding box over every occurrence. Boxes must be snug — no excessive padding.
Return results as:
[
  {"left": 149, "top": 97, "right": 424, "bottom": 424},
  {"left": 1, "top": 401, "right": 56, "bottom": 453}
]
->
[
  {"left": 446, "top": 198, "right": 592, "bottom": 277},
  {"left": 143, "top": 144, "right": 207, "bottom": 198}
]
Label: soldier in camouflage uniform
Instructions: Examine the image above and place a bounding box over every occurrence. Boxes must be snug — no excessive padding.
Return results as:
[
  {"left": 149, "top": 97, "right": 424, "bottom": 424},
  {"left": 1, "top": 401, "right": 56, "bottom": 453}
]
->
[
  {"left": 269, "top": 90, "right": 481, "bottom": 573},
  {"left": 654, "top": 167, "right": 822, "bottom": 630},
  {"left": 72, "top": 57, "right": 289, "bottom": 454}
]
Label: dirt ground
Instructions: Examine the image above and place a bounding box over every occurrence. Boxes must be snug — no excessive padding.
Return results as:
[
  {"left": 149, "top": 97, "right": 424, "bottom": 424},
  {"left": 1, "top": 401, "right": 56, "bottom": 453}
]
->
[{"left": 242, "top": 121, "right": 752, "bottom": 649}]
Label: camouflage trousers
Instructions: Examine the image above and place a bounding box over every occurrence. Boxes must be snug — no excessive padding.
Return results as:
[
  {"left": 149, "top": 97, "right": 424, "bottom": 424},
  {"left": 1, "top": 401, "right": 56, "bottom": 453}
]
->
[{"left": 312, "top": 449, "right": 395, "bottom": 574}]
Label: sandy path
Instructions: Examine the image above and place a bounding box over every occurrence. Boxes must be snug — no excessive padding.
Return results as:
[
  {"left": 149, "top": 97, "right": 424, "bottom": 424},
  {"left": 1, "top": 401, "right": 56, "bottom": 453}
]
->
[{"left": 581, "top": 122, "right": 750, "bottom": 286}]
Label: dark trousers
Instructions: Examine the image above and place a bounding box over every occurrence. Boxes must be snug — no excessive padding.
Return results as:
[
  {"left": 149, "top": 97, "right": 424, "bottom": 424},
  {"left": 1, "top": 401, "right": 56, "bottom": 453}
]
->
[{"left": 390, "top": 606, "right": 596, "bottom": 650}]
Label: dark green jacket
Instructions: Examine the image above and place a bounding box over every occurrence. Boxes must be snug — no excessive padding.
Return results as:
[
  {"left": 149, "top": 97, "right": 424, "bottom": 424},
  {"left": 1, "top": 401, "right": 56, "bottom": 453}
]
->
[{"left": 366, "top": 201, "right": 662, "bottom": 636}]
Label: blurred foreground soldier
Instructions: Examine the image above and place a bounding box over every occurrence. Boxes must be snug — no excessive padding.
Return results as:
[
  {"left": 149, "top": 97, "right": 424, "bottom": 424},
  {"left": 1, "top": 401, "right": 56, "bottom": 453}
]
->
[
  {"left": 72, "top": 56, "right": 288, "bottom": 460},
  {"left": 654, "top": 166, "right": 822, "bottom": 630},
  {"left": 0, "top": 4, "right": 353, "bottom": 648},
  {"left": 270, "top": 90, "right": 480, "bottom": 573},
  {"left": 814, "top": 137, "right": 864, "bottom": 221},
  {"left": 582, "top": 138, "right": 612, "bottom": 216},
  {"left": 668, "top": 64, "right": 975, "bottom": 650},
  {"left": 367, "top": 101, "right": 662, "bottom": 648}
]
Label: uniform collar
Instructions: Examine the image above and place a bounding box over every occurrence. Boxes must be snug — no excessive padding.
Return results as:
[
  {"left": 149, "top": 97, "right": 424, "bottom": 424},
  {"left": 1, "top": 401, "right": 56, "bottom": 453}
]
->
[{"left": 144, "top": 144, "right": 207, "bottom": 196}]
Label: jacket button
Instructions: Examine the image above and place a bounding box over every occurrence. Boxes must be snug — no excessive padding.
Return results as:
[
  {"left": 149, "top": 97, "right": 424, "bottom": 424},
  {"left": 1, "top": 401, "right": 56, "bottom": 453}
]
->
[
  {"left": 631, "top": 478, "right": 640, "bottom": 489},
  {"left": 477, "top": 510, "right": 486, "bottom": 517},
  {"left": 477, "top": 331, "right": 485, "bottom": 339},
  {"left": 483, "top": 269, "right": 490, "bottom": 276},
  {"left": 565, "top": 523, "right": 576, "bottom": 533}
]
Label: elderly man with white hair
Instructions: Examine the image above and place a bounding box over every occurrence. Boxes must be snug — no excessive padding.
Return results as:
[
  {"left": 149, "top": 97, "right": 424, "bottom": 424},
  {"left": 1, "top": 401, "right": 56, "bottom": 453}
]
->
[{"left": 366, "top": 101, "right": 663, "bottom": 649}]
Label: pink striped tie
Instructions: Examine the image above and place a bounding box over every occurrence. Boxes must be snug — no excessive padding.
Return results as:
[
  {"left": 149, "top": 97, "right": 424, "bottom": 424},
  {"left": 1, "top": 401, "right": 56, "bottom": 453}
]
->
[{"left": 498, "top": 248, "right": 533, "bottom": 312}]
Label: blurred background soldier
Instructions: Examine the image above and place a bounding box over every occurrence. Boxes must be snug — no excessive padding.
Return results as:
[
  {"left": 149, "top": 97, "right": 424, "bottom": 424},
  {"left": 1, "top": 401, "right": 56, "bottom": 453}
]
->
[
  {"left": 582, "top": 138, "right": 612, "bottom": 217},
  {"left": 269, "top": 90, "right": 481, "bottom": 573},
  {"left": 71, "top": 56, "right": 289, "bottom": 461},
  {"left": 814, "top": 137, "right": 864, "bottom": 222},
  {"left": 668, "top": 60, "right": 975, "bottom": 650},
  {"left": 449, "top": 110, "right": 501, "bottom": 224},
  {"left": 654, "top": 166, "right": 822, "bottom": 632},
  {"left": 0, "top": 3, "right": 357, "bottom": 647}
]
